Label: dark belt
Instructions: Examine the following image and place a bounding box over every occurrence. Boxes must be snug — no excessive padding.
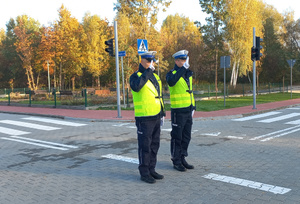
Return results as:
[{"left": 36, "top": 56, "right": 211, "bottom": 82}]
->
[{"left": 186, "top": 90, "right": 193, "bottom": 94}]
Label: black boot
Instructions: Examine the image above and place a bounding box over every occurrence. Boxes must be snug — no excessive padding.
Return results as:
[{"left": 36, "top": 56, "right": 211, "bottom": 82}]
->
[
  {"left": 141, "top": 175, "right": 156, "bottom": 184},
  {"left": 173, "top": 164, "right": 186, "bottom": 172},
  {"left": 150, "top": 171, "right": 164, "bottom": 180},
  {"left": 182, "top": 157, "right": 194, "bottom": 169}
]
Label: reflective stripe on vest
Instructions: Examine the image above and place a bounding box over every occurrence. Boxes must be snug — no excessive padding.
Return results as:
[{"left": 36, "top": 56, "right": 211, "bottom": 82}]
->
[
  {"left": 168, "top": 70, "right": 195, "bottom": 109},
  {"left": 131, "top": 72, "right": 164, "bottom": 117}
]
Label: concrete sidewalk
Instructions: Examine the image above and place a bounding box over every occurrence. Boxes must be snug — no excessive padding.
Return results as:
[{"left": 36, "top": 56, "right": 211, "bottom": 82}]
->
[{"left": 1, "top": 98, "right": 300, "bottom": 122}]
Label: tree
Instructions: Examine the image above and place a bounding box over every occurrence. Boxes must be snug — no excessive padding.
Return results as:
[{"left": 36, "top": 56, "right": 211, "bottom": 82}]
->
[
  {"left": 260, "top": 17, "right": 286, "bottom": 83},
  {"left": 161, "top": 14, "right": 203, "bottom": 82},
  {"left": 114, "top": 0, "right": 171, "bottom": 86},
  {"left": 199, "top": 0, "right": 227, "bottom": 101},
  {"left": 55, "top": 5, "right": 84, "bottom": 90},
  {"left": 14, "top": 15, "right": 41, "bottom": 90},
  {"left": 82, "top": 13, "right": 111, "bottom": 88},
  {"left": 224, "top": 0, "right": 264, "bottom": 87}
]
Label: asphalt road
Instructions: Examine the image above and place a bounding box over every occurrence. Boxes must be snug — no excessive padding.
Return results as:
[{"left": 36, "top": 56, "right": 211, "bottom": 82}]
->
[{"left": 0, "top": 108, "right": 300, "bottom": 204}]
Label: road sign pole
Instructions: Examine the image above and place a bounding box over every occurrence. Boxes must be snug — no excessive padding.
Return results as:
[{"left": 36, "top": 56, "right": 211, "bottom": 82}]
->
[
  {"left": 291, "top": 63, "right": 293, "bottom": 99},
  {"left": 253, "top": 27, "right": 257, "bottom": 109},
  {"left": 224, "top": 56, "right": 226, "bottom": 107},
  {"left": 114, "top": 21, "right": 121, "bottom": 118}
]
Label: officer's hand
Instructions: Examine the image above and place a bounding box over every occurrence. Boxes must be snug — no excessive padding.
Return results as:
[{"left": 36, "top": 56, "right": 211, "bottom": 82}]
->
[
  {"left": 149, "top": 60, "right": 155, "bottom": 71},
  {"left": 183, "top": 56, "right": 190, "bottom": 69},
  {"left": 192, "top": 110, "right": 195, "bottom": 117}
]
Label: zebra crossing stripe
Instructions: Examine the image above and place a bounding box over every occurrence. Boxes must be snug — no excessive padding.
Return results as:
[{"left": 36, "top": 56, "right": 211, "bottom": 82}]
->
[
  {"left": 22, "top": 117, "right": 86, "bottom": 127},
  {"left": 0, "top": 126, "right": 30, "bottom": 136},
  {"left": 232, "top": 112, "right": 281, "bottom": 122},
  {"left": 0, "top": 120, "right": 60, "bottom": 131},
  {"left": 285, "top": 119, "right": 300, "bottom": 125},
  {"left": 202, "top": 173, "right": 291, "bottom": 195},
  {"left": 257, "top": 113, "right": 300, "bottom": 123}
]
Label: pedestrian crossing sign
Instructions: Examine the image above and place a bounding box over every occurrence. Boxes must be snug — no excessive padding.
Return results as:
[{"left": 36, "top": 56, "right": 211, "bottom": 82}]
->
[{"left": 137, "top": 39, "right": 148, "bottom": 54}]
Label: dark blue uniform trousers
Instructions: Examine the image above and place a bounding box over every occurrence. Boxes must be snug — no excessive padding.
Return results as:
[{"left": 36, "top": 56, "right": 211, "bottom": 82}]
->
[
  {"left": 136, "top": 118, "right": 161, "bottom": 177},
  {"left": 170, "top": 111, "right": 193, "bottom": 165}
]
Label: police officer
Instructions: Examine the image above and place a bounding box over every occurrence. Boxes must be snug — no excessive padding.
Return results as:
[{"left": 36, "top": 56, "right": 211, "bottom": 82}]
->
[
  {"left": 166, "top": 50, "right": 195, "bottom": 172},
  {"left": 130, "top": 51, "right": 165, "bottom": 184}
]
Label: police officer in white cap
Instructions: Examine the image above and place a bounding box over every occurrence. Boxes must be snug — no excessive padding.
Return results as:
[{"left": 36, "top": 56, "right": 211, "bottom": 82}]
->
[
  {"left": 130, "top": 51, "right": 165, "bottom": 183},
  {"left": 166, "top": 50, "right": 196, "bottom": 172}
]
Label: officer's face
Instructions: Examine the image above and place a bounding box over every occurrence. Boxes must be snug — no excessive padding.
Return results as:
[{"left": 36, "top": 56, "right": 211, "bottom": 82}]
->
[
  {"left": 141, "top": 58, "right": 152, "bottom": 69},
  {"left": 175, "top": 59, "right": 186, "bottom": 68}
]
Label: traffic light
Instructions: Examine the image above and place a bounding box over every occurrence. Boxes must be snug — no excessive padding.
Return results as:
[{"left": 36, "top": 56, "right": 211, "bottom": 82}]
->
[
  {"left": 255, "top": 36, "right": 263, "bottom": 61},
  {"left": 105, "top": 39, "right": 114, "bottom": 56},
  {"left": 251, "top": 47, "right": 256, "bottom": 61}
]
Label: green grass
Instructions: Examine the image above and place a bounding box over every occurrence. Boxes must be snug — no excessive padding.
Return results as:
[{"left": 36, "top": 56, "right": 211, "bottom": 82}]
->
[{"left": 197, "top": 93, "right": 300, "bottom": 112}]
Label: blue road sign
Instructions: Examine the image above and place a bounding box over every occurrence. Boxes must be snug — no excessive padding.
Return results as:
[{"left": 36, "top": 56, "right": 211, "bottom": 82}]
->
[
  {"left": 137, "top": 39, "right": 148, "bottom": 54},
  {"left": 220, "top": 56, "right": 231, "bottom": 68},
  {"left": 287, "top": 59, "right": 296, "bottom": 67},
  {"left": 118, "top": 51, "right": 126, "bottom": 57}
]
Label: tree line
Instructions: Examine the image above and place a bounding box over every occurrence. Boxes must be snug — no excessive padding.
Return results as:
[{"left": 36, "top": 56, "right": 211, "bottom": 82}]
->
[{"left": 0, "top": 0, "right": 300, "bottom": 91}]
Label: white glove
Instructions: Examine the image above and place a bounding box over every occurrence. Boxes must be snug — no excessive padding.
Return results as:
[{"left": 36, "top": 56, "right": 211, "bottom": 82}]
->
[
  {"left": 192, "top": 110, "right": 195, "bottom": 117},
  {"left": 149, "top": 60, "right": 155, "bottom": 71},
  {"left": 183, "top": 56, "right": 190, "bottom": 69}
]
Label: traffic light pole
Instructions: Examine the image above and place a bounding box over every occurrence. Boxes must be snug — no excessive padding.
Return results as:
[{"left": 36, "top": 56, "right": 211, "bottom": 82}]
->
[
  {"left": 253, "top": 27, "right": 257, "bottom": 109},
  {"left": 114, "top": 21, "right": 121, "bottom": 118}
]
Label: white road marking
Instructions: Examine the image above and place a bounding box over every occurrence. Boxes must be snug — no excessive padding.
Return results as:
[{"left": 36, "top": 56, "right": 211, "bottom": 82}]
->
[
  {"left": 10, "top": 136, "right": 78, "bottom": 149},
  {"left": 161, "top": 128, "right": 172, "bottom": 132},
  {"left": 261, "top": 128, "right": 300, "bottom": 142},
  {"left": 126, "top": 126, "right": 136, "bottom": 129},
  {"left": 250, "top": 125, "right": 300, "bottom": 141},
  {"left": 286, "top": 119, "right": 300, "bottom": 125},
  {"left": 22, "top": 117, "right": 86, "bottom": 127},
  {"left": 201, "top": 132, "right": 221, "bottom": 137},
  {"left": 202, "top": 173, "right": 291, "bottom": 195},
  {"left": 0, "top": 126, "right": 30, "bottom": 136},
  {"left": 287, "top": 107, "right": 300, "bottom": 110},
  {"left": 257, "top": 113, "right": 300, "bottom": 123},
  {"left": 1, "top": 137, "right": 68, "bottom": 150},
  {"left": 101, "top": 154, "right": 139, "bottom": 164},
  {"left": 0, "top": 120, "right": 60, "bottom": 131},
  {"left": 227, "top": 136, "right": 244, "bottom": 139},
  {"left": 232, "top": 112, "right": 281, "bottom": 121},
  {"left": 113, "top": 123, "right": 131, "bottom": 127}
]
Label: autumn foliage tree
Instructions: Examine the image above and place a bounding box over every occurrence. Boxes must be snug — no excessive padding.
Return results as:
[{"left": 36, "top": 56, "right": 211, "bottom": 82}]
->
[{"left": 14, "top": 15, "right": 40, "bottom": 90}]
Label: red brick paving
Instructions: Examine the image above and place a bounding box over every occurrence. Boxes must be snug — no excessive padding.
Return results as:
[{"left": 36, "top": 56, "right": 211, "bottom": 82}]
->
[{"left": 1, "top": 98, "right": 300, "bottom": 121}]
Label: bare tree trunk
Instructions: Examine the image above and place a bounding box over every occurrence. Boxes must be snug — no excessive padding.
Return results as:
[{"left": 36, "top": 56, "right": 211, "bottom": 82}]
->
[
  {"left": 283, "top": 76, "right": 285, "bottom": 93},
  {"left": 72, "top": 76, "right": 75, "bottom": 91},
  {"left": 53, "top": 66, "right": 56, "bottom": 89},
  {"left": 26, "top": 69, "right": 32, "bottom": 90},
  {"left": 36, "top": 71, "right": 40, "bottom": 89},
  {"left": 59, "top": 61, "right": 62, "bottom": 90},
  {"left": 97, "top": 76, "right": 101, "bottom": 89},
  {"left": 28, "top": 66, "right": 36, "bottom": 90},
  {"left": 230, "top": 61, "right": 236, "bottom": 86}
]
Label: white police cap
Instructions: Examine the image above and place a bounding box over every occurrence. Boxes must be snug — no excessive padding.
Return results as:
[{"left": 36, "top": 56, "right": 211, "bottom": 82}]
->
[
  {"left": 140, "top": 51, "right": 157, "bottom": 62},
  {"left": 172, "top": 50, "right": 188, "bottom": 59},
  {"left": 140, "top": 51, "right": 157, "bottom": 58}
]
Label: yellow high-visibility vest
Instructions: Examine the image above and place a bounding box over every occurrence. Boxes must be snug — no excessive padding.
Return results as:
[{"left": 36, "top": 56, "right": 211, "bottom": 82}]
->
[
  {"left": 132, "top": 72, "right": 164, "bottom": 117},
  {"left": 169, "top": 70, "right": 195, "bottom": 109}
]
